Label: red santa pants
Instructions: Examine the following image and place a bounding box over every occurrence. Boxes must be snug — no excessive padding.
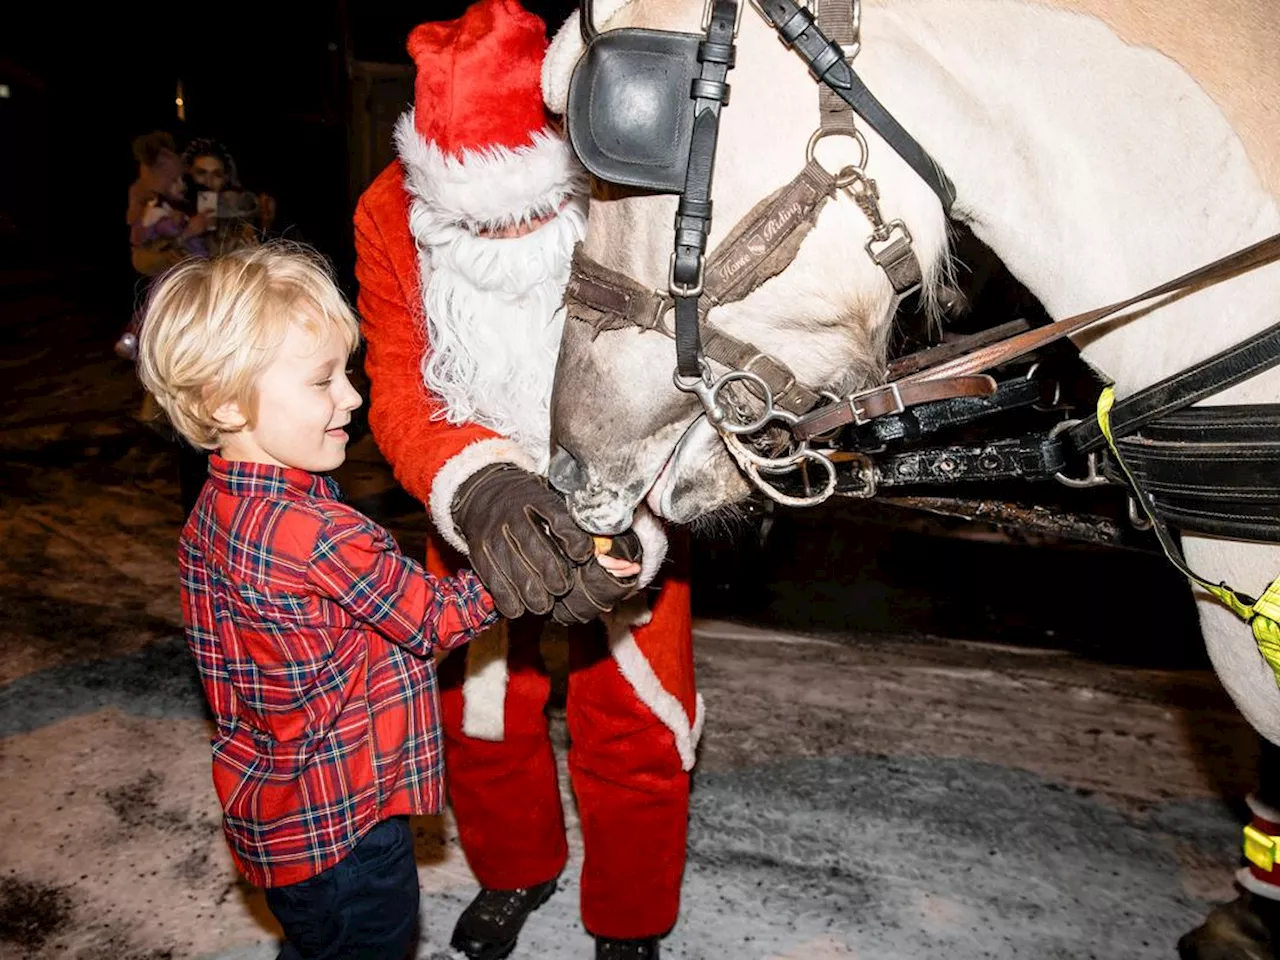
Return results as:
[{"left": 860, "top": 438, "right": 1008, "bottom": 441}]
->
[{"left": 438, "top": 618, "right": 691, "bottom": 940}]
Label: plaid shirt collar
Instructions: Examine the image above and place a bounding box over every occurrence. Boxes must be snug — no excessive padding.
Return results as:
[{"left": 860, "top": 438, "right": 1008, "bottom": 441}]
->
[{"left": 207, "top": 454, "right": 341, "bottom": 502}]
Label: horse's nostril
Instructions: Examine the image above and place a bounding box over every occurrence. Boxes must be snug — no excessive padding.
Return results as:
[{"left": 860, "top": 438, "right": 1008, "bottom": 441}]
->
[{"left": 548, "top": 445, "right": 587, "bottom": 493}]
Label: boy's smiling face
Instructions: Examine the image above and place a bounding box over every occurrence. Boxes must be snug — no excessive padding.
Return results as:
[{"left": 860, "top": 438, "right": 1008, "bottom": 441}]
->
[{"left": 216, "top": 310, "right": 362, "bottom": 473}]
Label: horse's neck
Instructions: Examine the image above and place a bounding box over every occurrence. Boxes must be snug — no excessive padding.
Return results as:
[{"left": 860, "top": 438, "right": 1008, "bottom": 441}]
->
[{"left": 864, "top": 0, "right": 1280, "bottom": 401}]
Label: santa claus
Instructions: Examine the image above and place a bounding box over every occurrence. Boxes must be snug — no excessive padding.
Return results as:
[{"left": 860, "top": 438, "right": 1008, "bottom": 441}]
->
[{"left": 352, "top": 1, "right": 702, "bottom": 958}]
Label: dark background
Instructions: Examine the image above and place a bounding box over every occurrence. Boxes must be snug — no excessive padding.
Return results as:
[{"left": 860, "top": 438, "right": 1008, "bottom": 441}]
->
[
  {"left": 0, "top": 0, "right": 1207, "bottom": 665},
  {"left": 0, "top": 1, "right": 576, "bottom": 296}
]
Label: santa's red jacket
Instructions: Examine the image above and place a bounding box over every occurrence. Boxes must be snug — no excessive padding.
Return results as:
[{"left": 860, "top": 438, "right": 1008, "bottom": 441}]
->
[{"left": 352, "top": 161, "right": 702, "bottom": 767}]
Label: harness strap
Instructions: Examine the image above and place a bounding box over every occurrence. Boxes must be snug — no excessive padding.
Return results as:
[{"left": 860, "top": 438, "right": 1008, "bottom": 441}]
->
[
  {"left": 845, "top": 374, "right": 1045, "bottom": 446},
  {"left": 753, "top": 0, "right": 957, "bottom": 212},
  {"left": 566, "top": 248, "right": 670, "bottom": 338},
  {"left": 1070, "top": 317, "right": 1280, "bottom": 454},
  {"left": 887, "top": 319, "right": 1032, "bottom": 379},
  {"left": 793, "top": 232, "right": 1280, "bottom": 438},
  {"left": 699, "top": 327, "right": 823, "bottom": 413},
  {"left": 875, "top": 434, "right": 1065, "bottom": 486},
  {"left": 906, "top": 233, "right": 1280, "bottom": 385},
  {"left": 816, "top": 0, "right": 860, "bottom": 138},
  {"left": 793, "top": 374, "right": 997, "bottom": 438},
  {"left": 1097, "top": 387, "right": 1280, "bottom": 688},
  {"left": 1099, "top": 407, "right": 1280, "bottom": 541}
]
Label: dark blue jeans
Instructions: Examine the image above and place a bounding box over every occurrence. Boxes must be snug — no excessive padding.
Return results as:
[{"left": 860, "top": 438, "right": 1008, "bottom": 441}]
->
[{"left": 265, "top": 816, "right": 420, "bottom": 960}]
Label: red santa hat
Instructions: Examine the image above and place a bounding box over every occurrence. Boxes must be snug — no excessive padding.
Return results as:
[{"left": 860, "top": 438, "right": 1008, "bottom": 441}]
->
[{"left": 394, "top": 0, "right": 583, "bottom": 237}]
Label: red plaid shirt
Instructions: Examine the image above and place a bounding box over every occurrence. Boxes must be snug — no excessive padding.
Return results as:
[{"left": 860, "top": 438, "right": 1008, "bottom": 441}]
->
[{"left": 179, "top": 455, "right": 497, "bottom": 887}]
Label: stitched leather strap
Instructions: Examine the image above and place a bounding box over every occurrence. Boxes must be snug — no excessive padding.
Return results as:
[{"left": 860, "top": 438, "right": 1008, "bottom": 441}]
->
[{"left": 1070, "top": 317, "right": 1280, "bottom": 453}]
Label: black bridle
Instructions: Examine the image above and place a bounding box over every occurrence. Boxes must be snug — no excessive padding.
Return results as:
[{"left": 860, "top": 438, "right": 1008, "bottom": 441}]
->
[{"left": 572, "top": 0, "right": 955, "bottom": 381}]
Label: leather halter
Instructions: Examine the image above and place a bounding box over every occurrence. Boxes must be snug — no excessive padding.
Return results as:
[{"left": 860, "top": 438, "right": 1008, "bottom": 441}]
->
[{"left": 564, "top": 0, "right": 945, "bottom": 411}]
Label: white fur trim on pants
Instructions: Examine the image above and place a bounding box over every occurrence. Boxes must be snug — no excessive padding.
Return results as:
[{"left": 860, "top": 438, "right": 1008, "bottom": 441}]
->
[
  {"left": 395, "top": 113, "right": 584, "bottom": 236},
  {"left": 461, "top": 622, "right": 510, "bottom": 741},
  {"left": 428, "top": 437, "right": 539, "bottom": 556},
  {"left": 603, "top": 597, "right": 704, "bottom": 771},
  {"left": 1238, "top": 867, "right": 1280, "bottom": 901}
]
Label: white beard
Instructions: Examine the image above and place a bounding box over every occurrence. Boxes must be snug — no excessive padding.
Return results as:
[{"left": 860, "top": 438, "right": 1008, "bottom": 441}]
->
[{"left": 417, "top": 198, "right": 587, "bottom": 467}]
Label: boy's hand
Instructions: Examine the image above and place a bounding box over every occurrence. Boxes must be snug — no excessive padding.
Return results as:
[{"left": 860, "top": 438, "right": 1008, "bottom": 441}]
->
[
  {"left": 550, "top": 530, "right": 642, "bottom": 624},
  {"left": 596, "top": 553, "right": 641, "bottom": 579}
]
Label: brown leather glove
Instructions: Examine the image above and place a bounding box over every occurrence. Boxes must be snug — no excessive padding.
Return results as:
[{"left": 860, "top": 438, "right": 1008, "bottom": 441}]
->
[
  {"left": 550, "top": 530, "right": 642, "bottom": 625},
  {"left": 452, "top": 464, "right": 641, "bottom": 622}
]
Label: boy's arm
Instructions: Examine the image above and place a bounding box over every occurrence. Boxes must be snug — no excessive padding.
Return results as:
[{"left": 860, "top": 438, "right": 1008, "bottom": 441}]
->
[{"left": 307, "top": 511, "right": 498, "bottom": 657}]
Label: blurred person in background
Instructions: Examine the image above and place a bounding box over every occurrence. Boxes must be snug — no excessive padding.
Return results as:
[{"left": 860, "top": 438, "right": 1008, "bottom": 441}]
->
[
  {"left": 182, "top": 137, "right": 277, "bottom": 254},
  {"left": 126, "top": 131, "right": 211, "bottom": 278},
  {"left": 120, "top": 131, "right": 216, "bottom": 518}
]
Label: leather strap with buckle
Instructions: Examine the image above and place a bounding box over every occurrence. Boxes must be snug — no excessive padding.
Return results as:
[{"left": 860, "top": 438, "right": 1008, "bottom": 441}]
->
[{"left": 794, "top": 375, "right": 997, "bottom": 439}]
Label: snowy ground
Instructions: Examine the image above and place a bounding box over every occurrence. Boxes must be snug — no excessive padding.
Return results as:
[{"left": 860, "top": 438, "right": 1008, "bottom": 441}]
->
[{"left": 0, "top": 283, "right": 1258, "bottom": 959}]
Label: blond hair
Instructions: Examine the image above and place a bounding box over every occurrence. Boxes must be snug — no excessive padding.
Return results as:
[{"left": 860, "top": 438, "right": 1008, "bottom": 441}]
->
[{"left": 137, "top": 243, "right": 360, "bottom": 450}]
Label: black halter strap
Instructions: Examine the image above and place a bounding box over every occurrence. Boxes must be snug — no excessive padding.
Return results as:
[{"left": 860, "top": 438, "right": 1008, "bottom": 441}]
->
[{"left": 672, "top": 0, "right": 740, "bottom": 379}]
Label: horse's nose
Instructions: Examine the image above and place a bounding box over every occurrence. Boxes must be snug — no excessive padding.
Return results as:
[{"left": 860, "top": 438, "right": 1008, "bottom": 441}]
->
[{"left": 548, "top": 444, "right": 587, "bottom": 494}]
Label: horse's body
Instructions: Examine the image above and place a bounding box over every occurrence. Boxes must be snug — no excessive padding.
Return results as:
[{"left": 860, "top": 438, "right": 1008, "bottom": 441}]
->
[{"left": 544, "top": 0, "right": 1280, "bottom": 744}]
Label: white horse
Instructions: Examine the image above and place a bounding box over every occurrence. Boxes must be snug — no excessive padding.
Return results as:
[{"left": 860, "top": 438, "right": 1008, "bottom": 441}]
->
[{"left": 541, "top": 0, "right": 1280, "bottom": 765}]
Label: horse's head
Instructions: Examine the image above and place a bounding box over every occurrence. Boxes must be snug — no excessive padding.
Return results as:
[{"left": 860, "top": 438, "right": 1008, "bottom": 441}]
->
[{"left": 543, "top": 0, "right": 951, "bottom": 532}]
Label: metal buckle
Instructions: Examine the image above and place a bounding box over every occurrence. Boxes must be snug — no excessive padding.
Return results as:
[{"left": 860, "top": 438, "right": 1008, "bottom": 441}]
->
[
  {"left": 849, "top": 382, "right": 903, "bottom": 425},
  {"left": 1049, "top": 419, "right": 1110, "bottom": 489},
  {"left": 668, "top": 252, "right": 706, "bottom": 298}
]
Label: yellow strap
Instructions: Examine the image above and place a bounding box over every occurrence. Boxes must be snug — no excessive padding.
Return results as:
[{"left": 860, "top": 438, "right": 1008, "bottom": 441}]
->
[{"left": 1097, "top": 387, "right": 1280, "bottom": 685}]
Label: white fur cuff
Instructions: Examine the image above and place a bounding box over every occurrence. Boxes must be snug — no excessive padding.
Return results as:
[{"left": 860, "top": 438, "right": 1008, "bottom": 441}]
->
[
  {"left": 461, "top": 623, "right": 509, "bottom": 741},
  {"left": 631, "top": 506, "right": 669, "bottom": 589},
  {"left": 1248, "top": 792, "right": 1280, "bottom": 824},
  {"left": 428, "top": 438, "right": 540, "bottom": 555}
]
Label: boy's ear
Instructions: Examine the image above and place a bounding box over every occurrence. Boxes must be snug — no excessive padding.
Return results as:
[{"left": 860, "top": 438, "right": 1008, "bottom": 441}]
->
[{"left": 211, "top": 399, "right": 248, "bottom": 433}]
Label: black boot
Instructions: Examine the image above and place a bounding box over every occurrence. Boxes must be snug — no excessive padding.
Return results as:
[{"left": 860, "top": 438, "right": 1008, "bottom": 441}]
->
[
  {"left": 449, "top": 879, "right": 557, "bottom": 960},
  {"left": 595, "top": 936, "right": 660, "bottom": 959}
]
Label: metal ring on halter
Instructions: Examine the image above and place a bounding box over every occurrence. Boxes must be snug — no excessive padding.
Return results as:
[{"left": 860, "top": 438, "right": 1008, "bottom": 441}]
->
[
  {"left": 707, "top": 369, "right": 782, "bottom": 435},
  {"left": 806, "top": 128, "right": 869, "bottom": 185}
]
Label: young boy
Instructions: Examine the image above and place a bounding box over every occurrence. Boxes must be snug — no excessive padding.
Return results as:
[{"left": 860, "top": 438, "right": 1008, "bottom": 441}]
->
[{"left": 136, "top": 243, "right": 502, "bottom": 959}]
